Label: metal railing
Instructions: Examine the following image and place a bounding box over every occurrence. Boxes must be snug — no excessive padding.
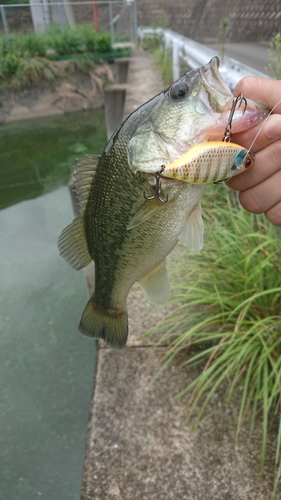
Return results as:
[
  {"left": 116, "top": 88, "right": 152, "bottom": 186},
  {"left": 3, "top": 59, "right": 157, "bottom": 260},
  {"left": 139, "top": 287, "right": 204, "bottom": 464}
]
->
[
  {"left": 0, "top": 0, "right": 137, "bottom": 46},
  {"left": 139, "top": 27, "right": 268, "bottom": 90}
]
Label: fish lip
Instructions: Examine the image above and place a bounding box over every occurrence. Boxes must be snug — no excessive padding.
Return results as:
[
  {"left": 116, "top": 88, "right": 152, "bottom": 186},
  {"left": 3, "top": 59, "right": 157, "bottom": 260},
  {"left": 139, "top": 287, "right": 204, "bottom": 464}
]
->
[
  {"left": 230, "top": 98, "right": 269, "bottom": 134},
  {"left": 200, "top": 57, "right": 233, "bottom": 113}
]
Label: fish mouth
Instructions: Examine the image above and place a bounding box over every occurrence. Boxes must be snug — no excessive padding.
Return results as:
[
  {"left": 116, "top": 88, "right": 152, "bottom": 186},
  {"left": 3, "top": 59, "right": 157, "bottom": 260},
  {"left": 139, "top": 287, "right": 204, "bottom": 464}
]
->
[
  {"left": 200, "top": 56, "right": 233, "bottom": 113},
  {"left": 199, "top": 57, "right": 269, "bottom": 136}
]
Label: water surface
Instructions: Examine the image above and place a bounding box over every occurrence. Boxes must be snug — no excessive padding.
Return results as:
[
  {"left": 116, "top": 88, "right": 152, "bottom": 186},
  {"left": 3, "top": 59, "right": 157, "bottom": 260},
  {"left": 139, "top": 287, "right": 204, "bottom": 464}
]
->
[{"left": 0, "top": 110, "right": 106, "bottom": 500}]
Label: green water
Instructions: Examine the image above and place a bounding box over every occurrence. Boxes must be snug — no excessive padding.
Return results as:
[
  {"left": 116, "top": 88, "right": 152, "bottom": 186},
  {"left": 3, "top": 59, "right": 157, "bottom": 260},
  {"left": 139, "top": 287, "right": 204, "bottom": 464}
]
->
[{"left": 0, "top": 110, "right": 106, "bottom": 500}]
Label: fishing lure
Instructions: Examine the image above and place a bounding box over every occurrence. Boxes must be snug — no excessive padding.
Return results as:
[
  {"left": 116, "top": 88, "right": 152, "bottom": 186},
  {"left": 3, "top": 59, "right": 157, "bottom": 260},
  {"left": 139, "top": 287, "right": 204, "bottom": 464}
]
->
[
  {"left": 161, "top": 93, "right": 253, "bottom": 184},
  {"left": 161, "top": 141, "right": 254, "bottom": 184},
  {"left": 144, "top": 93, "right": 251, "bottom": 198},
  {"left": 144, "top": 93, "right": 280, "bottom": 198}
]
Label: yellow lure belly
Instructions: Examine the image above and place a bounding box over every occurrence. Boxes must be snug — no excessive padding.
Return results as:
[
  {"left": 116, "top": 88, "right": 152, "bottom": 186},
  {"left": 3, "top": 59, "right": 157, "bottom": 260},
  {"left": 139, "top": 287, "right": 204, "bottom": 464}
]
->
[{"left": 162, "top": 141, "right": 254, "bottom": 184}]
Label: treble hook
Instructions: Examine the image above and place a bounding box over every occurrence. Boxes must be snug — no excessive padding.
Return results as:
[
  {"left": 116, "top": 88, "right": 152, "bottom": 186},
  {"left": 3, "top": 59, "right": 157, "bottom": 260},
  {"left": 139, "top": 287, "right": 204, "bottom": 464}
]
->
[
  {"left": 223, "top": 93, "right": 247, "bottom": 142},
  {"left": 144, "top": 165, "right": 169, "bottom": 203}
]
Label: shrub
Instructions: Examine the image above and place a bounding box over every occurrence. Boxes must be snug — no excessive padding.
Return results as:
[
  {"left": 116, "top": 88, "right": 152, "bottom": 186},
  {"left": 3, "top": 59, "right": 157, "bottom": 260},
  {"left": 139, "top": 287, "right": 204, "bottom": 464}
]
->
[
  {"left": 0, "top": 24, "right": 111, "bottom": 60},
  {"left": 267, "top": 32, "right": 281, "bottom": 79},
  {"left": 0, "top": 52, "right": 22, "bottom": 78}
]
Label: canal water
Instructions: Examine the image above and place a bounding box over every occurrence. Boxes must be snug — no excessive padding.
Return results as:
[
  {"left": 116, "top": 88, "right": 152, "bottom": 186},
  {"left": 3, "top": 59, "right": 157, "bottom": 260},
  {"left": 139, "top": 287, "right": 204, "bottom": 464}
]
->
[{"left": 0, "top": 110, "right": 106, "bottom": 500}]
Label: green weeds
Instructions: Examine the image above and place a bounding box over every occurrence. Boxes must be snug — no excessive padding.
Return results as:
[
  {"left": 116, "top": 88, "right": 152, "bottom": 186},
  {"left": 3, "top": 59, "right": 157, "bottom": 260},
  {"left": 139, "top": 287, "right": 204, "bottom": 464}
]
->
[
  {"left": 153, "top": 46, "right": 173, "bottom": 85},
  {"left": 0, "top": 25, "right": 112, "bottom": 88},
  {"left": 217, "top": 16, "right": 229, "bottom": 63},
  {"left": 267, "top": 32, "right": 281, "bottom": 79},
  {"left": 148, "top": 188, "right": 281, "bottom": 493},
  {"left": 0, "top": 25, "right": 111, "bottom": 58}
]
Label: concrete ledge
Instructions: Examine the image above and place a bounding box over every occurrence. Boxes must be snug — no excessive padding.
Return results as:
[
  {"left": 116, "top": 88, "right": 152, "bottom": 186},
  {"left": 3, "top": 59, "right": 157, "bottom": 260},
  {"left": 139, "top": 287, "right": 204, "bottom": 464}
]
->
[
  {"left": 104, "top": 84, "right": 127, "bottom": 141},
  {"left": 81, "top": 348, "right": 275, "bottom": 500},
  {"left": 114, "top": 58, "right": 130, "bottom": 84}
]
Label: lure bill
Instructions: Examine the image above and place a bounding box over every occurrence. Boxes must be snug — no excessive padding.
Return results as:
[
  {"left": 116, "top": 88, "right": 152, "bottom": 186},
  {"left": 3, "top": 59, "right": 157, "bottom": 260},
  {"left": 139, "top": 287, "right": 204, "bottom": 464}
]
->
[{"left": 161, "top": 141, "right": 255, "bottom": 184}]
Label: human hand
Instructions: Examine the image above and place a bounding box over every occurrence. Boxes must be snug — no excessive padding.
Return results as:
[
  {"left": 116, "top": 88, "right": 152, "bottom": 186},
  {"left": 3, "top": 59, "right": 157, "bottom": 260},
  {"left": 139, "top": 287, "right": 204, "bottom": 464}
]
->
[{"left": 227, "top": 76, "right": 281, "bottom": 226}]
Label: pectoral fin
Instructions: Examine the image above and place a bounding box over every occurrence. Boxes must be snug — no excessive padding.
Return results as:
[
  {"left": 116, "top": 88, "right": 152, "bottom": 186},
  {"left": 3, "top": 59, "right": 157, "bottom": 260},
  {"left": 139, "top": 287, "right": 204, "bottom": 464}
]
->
[
  {"left": 179, "top": 203, "right": 204, "bottom": 252},
  {"left": 139, "top": 259, "right": 170, "bottom": 304},
  {"left": 57, "top": 215, "right": 92, "bottom": 270},
  {"left": 127, "top": 198, "right": 171, "bottom": 230}
]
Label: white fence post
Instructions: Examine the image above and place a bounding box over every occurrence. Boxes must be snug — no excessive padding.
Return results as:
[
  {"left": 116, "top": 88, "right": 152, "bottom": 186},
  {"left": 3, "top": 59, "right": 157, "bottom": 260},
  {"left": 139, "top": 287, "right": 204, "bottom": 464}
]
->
[{"left": 0, "top": 5, "right": 9, "bottom": 36}]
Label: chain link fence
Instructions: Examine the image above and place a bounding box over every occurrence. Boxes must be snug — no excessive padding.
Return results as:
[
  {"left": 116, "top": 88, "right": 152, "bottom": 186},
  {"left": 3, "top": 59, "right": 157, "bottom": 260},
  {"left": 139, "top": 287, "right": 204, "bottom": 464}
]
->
[
  {"left": 136, "top": 0, "right": 281, "bottom": 44},
  {"left": 0, "top": 0, "right": 137, "bottom": 45}
]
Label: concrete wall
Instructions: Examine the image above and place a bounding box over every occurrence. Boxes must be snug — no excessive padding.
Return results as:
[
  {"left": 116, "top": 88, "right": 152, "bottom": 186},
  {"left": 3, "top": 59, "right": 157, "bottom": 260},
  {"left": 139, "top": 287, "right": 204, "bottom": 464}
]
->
[{"left": 137, "top": 0, "right": 281, "bottom": 43}]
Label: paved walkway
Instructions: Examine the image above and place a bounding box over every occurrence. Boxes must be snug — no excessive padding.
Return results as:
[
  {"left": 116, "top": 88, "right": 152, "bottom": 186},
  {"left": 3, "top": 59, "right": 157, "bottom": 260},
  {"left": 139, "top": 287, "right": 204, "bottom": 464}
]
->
[{"left": 80, "top": 48, "right": 277, "bottom": 500}]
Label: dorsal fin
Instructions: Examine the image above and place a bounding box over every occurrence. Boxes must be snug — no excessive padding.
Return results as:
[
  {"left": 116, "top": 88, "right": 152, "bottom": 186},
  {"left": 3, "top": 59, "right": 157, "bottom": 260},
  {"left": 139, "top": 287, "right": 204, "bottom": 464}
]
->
[{"left": 74, "top": 155, "right": 100, "bottom": 215}]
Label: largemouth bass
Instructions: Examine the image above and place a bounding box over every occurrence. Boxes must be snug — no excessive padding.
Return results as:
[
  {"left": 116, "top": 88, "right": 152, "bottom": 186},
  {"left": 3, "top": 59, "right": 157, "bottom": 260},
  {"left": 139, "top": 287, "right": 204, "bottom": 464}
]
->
[{"left": 58, "top": 57, "right": 267, "bottom": 350}]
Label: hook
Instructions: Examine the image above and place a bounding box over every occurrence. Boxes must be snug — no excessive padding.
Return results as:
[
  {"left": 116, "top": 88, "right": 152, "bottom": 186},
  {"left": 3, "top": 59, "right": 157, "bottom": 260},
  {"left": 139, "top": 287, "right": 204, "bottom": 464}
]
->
[
  {"left": 144, "top": 165, "right": 169, "bottom": 203},
  {"left": 223, "top": 93, "right": 247, "bottom": 142}
]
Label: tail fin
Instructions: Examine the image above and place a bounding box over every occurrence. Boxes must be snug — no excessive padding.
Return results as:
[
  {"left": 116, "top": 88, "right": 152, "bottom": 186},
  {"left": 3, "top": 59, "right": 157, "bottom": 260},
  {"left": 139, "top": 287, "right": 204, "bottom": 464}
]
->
[{"left": 79, "top": 297, "right": 128, "bottom": 350}]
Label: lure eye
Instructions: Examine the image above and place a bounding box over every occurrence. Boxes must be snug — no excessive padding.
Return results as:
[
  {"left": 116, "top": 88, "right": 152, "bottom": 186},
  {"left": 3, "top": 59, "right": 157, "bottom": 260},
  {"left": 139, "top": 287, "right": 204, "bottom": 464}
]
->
[
  {"left": 170, "top": 82, "right": 189, "bottom": 100},
  {"left": 245, "top": 151, "right": 255, "bottom": 168}
]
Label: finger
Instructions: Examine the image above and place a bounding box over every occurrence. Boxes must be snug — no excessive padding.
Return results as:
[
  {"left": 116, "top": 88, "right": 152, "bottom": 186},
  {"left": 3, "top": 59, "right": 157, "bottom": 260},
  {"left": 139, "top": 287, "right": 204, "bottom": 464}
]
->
[
  {"left": 227, "top": 137, "right": 281, "bottom": 191},
  {"left": 232, "top": 114, "right": 281, "bottom": 152},
  {"left": 237, "top": 168, "right": 281, "bottom": 215},
  {"left": 265, "top": 200, "right": 281, "bottom": 226},
  {"left": 234, "top": 77, "right": 281, "bottom": 114}
]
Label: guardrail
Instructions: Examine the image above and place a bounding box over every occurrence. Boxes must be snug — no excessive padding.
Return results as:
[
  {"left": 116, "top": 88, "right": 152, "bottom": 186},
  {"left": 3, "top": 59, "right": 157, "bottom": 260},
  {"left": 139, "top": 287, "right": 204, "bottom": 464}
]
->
[{"left": 138, "top": 27, "right": 268, "bottom": 90}]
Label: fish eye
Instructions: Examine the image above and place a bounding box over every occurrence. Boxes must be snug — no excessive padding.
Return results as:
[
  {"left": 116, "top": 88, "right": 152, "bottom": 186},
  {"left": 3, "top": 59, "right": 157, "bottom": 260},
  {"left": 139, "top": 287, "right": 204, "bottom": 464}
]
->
[{"left": 170, "top": 82, "right": 189, "bottom": 100}]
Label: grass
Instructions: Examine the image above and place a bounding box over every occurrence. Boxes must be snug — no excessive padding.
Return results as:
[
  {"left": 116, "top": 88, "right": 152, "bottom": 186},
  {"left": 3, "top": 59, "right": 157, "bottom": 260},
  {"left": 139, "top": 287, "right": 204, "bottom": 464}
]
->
[
  {"left": 147, "top": 187, "right": 281, "bottom": 494},
  {"left": 0, "top": 24, "right": 111, "bottom": 59},
  {"left": 153, "top": 46, "right": 173, "bottom": 85},
  {"left": 0, "top": 55, "right": 97, "bottom": 89},
  {"left": 267, "top": 32, "right": 281, "bottom": 79},
  {"left": 141, "top": 30, "right": 173, "bottom": 85},
  {"left": 217, "top": 16, "right": 229, "bottom": 63},
  {"left": 0, "top": 24, "right": 117, "bottom": 88}
]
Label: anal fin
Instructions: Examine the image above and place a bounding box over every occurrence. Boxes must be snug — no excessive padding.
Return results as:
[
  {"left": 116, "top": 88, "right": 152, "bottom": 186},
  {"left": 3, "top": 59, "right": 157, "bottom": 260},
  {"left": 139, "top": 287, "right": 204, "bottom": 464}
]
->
[{"left": 138, "top": 259, "right": 170, "bottom": 304}]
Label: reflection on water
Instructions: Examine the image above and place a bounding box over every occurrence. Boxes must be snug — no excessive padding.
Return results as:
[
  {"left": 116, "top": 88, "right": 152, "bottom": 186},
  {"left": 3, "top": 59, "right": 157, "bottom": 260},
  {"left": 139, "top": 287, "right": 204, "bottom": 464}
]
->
[
  {"left": 0, "top": 109, "right": 106, "bottom": 210},
  {"left": 0, "top": 110, "right": 106, "bottom": 500}
]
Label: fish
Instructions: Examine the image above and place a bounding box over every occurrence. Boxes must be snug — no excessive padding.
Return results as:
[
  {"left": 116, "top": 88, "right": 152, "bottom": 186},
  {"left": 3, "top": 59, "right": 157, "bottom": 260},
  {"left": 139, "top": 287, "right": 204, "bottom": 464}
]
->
[
  {"left": 161, "top": 141, "right": 255, "bottom": 184},
  {"left": 58, "top": 56, "right": 268, "bottom": 350}
]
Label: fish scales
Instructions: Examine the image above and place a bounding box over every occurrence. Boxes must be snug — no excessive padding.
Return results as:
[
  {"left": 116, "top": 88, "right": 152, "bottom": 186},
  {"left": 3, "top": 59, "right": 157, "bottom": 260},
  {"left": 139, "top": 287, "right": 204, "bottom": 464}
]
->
[
  {"left": 58, "top": 57, "right": 268, "bottom": 349},
  {"left": 86, "top": 131, "right": 204, "bottom": 308}
]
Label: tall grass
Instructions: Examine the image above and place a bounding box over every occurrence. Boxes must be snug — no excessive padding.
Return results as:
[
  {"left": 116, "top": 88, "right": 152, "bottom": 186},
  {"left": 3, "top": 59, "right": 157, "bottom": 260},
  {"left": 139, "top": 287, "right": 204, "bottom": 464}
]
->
[
  {"left": 267, "top": 32, "right": 281, "bottom": 79},
  {"left": 148, "top": 187, "right": 281, "bottom": 492},
  {"left": 0, "top": 25, "right": 111, "bottom": 59},
  {"left": 0, "top": 25, "right": 112, "bottom": 88},
  {"left": 153, "top": 46, "right": 173, "bottom": 85}
]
